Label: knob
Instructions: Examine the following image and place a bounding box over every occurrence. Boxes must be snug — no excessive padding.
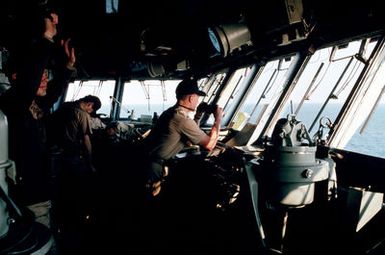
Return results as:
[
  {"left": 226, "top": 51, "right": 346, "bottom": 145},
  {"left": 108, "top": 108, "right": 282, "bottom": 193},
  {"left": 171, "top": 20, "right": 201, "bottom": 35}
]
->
[{"left": 302, "top": 169, "right": 313, "bottom": 179}]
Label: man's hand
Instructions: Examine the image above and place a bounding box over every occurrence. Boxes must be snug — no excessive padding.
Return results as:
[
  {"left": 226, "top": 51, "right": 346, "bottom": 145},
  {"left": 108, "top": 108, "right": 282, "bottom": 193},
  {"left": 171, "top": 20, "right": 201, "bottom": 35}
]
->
[
  {"left": 213, "top": 106, "right": 224, "bottom": 122},
  {"left": 62, "top": 39, "right": 76, "bottom": 69},
  {"left": 43, "top": 13, "right": 58, "bottom": 41},
  {"left": 202, "top": 105, "right": 223, "bottom": 151}
]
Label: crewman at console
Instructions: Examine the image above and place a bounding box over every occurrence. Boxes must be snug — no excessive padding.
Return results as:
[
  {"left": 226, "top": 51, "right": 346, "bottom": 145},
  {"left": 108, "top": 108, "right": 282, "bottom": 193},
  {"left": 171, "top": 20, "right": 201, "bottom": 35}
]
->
[{"left": 142, "top": 77, "right": 223, "bottom": 196}]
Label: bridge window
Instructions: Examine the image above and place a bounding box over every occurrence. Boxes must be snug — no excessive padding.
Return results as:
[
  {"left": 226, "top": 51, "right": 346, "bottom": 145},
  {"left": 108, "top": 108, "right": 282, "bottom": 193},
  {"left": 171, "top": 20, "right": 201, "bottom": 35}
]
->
[
  {"left": 105, "top": 0, "right": 119, "bottom": 14},
  {"left": 280, "top": 43, "right": 365, "bottom": 132},
  {"left": 279, "top": 39, "right": 376, "bottom": 134},
  {"left": 205, "top": 66, "right": 254, "bottom": 127},
  {"left": 65, "top": 80, "right": 115, "bottom": 117},
  {"left": 234, "top": 56, "right": 296, "bottom": 142},
  {"left": 120, "top": 80, "right": 180, "bottom": 119},
  {"left": 277, "top": 37, "right": 385, "bottom": 158},
  {"left": 203, "top": 72, "right": 227, "bottom": 106}
]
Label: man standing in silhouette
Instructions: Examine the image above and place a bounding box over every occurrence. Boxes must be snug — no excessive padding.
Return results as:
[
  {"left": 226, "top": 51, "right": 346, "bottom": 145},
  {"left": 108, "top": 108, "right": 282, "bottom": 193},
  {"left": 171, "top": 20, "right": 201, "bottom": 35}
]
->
[
  {"left": 0, "top": 13, "right": 76, "bottom": 228},
  {"left": 48, "top": 94, "right": 101, "bottom": 254}
]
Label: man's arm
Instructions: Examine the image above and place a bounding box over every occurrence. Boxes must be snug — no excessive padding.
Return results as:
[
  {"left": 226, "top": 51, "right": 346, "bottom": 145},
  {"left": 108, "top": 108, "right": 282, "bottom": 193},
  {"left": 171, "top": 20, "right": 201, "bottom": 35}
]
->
[
  {"left": 200, "top": 106, "right": 223, "bottom": 151},
  {"left": 79, "top": 111, "right": 96, "bottom": 172},
  {"left": 83, "top": 133, "right": 96, "bottom": 172},
  {"left": 41, "top": 39, "right": 76, "bottom": 111}
]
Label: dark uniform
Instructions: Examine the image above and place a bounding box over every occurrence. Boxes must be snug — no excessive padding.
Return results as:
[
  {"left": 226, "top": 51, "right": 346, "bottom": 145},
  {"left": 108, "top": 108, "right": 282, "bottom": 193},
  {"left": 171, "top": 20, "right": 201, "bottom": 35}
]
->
[{"left": 0, "top": 37, "right": 74, "bottom": 226}]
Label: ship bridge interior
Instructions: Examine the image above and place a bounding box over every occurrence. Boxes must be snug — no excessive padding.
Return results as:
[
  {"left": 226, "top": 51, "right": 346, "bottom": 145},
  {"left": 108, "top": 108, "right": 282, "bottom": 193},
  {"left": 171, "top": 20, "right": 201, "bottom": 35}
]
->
[{"left": 1, "top": 1, "right": 385, "bottom": 255}]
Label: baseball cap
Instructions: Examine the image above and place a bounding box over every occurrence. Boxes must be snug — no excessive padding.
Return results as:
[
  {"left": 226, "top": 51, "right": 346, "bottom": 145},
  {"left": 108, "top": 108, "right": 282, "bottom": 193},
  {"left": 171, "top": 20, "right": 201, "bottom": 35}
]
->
[{"left": 175, "top": 78, "right": 206, "bottom": 98}]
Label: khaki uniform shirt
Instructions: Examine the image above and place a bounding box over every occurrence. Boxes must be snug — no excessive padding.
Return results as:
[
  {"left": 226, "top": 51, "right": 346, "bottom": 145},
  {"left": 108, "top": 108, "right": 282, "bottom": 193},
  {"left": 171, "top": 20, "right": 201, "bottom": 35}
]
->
[{"left": 147, "top": 105, "right": 207, "bottom": 160}]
